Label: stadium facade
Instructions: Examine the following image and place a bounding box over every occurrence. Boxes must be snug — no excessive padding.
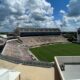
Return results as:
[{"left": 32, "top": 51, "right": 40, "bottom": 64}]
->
[{"left": 14, "top": 27, "right": 61, "bottom": 36}]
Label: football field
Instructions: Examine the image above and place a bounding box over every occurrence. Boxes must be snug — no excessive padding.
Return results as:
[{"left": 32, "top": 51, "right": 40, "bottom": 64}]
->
[{"left": 30, "top": 43, "right": 80, "bottom": 62}]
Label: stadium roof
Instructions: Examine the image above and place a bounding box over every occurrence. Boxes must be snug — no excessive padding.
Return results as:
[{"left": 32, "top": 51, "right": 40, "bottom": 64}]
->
[{"left": 15, "top": 27, "right": 61, "bottom": 32}]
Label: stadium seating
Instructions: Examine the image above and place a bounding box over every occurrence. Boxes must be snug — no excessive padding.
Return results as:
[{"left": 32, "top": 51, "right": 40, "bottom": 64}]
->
[
  {"left": 21, "top": 36, "right": 68, "bottom": 47},
  {"left": 1, "top": 40, "right": 33, "bottom": 61},
  {"left": 1, "top": 35, "right": 68, "bottom": 61}
]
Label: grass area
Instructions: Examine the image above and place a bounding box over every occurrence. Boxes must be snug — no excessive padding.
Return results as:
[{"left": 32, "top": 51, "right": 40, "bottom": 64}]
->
[{"left": 30, "top": 43, "right": 80, "bottom": 62}]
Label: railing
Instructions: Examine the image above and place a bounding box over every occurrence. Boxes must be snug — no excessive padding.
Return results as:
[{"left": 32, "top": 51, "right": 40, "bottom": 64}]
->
[
  {"left": 19, "top": 28, "right": 60, "bottom": 32},
  {"left": 0, "top": 55, "right": 54, "bottom": 68}
]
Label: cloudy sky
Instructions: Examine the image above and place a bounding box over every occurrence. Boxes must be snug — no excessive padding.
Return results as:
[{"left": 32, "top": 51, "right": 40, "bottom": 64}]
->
[
  {"left": 47, "top": 0, "right": 69, "bottom": 20},
  {"left": 0, "top": 0, "right": 80, "bottom": 32}
]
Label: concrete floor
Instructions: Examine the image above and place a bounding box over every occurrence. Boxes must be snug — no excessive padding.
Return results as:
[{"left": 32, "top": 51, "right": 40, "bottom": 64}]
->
[
  {"left": 0, "top": 59, "right": 55, "bottom": 80},
  {"left": 62, "top": 64, "right": 80, "bottom": 80}
]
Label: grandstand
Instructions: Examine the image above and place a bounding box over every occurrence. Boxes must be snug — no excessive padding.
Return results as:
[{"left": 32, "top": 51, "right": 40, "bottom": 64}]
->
[
  {"left": 1, "top": 35, "right": 68, "bottom": 62},
  {"left": 21, "top": 36, "right": 68, "bottom": 47},
  {"left": 1, "top": 39, "right": 34, "bottom": 61},
  {"left": 14, "top": 27, "right": 68, "bottom": 47},
  {"left": 1, "top": 27, "right": 68, "bottom": 61},
  {"left": 14, "top": 28, "right": 61, "bottom": 36}
]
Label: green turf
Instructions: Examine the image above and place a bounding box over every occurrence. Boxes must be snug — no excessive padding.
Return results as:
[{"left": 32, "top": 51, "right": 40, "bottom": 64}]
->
[{"left": 30, "top": 43, "right": 80, "bottom": 62}]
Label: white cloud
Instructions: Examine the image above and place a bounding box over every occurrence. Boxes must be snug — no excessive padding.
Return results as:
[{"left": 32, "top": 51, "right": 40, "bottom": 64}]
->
[
  {"left": 62, "top": 16, "right": 79, "bottom": 32},
  {"left": 55, "top": 20, "right": 62, "bottom": 29},
  {"left": 60, "top": 10, "right": 66, "bottom": 14},
  {"left": 0, "top": 0, "right": 57, "bottom": 32},
  {"left": 61, "top": 0, "right": 80, "bottom": 32},
  {"left": 68, "top": 0, "right": 80, "bottom": 16}
]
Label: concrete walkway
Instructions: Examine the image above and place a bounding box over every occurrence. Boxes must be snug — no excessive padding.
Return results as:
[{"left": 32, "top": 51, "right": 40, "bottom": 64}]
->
[{"left": 0, "top": 59, "right": 55, "bottom": 80}]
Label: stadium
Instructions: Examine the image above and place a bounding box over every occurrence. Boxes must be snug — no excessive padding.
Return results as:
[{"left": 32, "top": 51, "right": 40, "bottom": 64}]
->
[
  {"left": 0, "top": 27, "right": 80, "bottom": 80},
  {"left": 1, "top": 27, "right": 68, "bottom": 61},
  {"left": 0, "top": 0, "right": 80, "bottom": 79}
]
